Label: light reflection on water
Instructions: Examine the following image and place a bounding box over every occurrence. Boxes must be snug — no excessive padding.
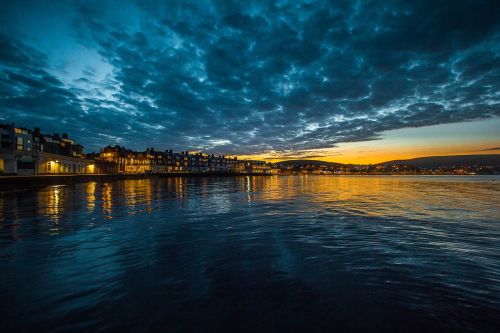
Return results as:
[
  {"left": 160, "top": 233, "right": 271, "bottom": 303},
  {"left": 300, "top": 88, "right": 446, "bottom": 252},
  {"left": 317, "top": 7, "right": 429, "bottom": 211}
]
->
[{"left": 0, "top": 175, "right": 499, "bottom": 332}]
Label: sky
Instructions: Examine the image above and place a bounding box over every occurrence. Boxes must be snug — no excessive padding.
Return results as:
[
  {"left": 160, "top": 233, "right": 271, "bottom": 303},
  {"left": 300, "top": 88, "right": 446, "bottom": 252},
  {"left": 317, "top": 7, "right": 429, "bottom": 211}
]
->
[{"left": 0, "top": 0, "right": 499, "bottom": 163}]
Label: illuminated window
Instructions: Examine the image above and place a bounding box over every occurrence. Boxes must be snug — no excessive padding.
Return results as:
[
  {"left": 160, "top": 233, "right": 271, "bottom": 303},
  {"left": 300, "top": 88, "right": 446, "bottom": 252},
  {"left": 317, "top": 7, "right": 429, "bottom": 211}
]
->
[{"left": 16, "top": 137, "right": 23, "bottom": 150}]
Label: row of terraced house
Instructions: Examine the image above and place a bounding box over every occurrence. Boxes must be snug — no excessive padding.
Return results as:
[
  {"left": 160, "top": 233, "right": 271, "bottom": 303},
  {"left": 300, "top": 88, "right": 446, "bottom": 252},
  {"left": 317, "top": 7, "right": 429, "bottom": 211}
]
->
[
  {"left": 86, "top": 145, "right": 274, "bottom": 174},
  {"left": 0, "top": 123, "right": 276, "bottom": 176}
]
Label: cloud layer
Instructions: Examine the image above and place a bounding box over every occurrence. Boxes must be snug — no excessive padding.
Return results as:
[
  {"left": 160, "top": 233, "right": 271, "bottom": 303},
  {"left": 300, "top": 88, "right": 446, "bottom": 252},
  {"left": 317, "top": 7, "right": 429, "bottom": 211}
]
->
[{"left": 1, "top": 0, "right": 499, "bottom": 154}]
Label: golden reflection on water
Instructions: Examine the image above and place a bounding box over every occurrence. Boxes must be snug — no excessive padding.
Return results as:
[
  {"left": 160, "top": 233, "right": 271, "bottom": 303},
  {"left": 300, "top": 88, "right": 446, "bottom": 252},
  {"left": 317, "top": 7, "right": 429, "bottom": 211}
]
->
[
  {"left": 1, "top": 176, "right": 499, "bottom": 333},
  {"left": 123, "top": 179, "right": 154, "bottom": 215},
  {"left": 258, "top": 175, "right": 499, "bottom": 220},
  {"left": 228, "top": 175, "right": 499, "bottom": 222},
  {"left": 22, "top": 175, "right": 499, "bottom": 226},
  {"left": 176, "top": 177, "right": 185, "bottom": 200},
  {"left": 102, "top": 183, "right": 113, "bottom": 219},
  {"left": 145, "top": 180, "right": 153, "bottom": 213},
  {"left": 245, "top": 176, "right": 251, "bottom": 204},
  {"left": 36, "top": 185, "right": 66, "bottom": 234},
  {"left": 125, "top": 180, "right": 138, "bottom": 215},
  {"left": 86, "top": 182, "right": 96, "bottom": 212}
]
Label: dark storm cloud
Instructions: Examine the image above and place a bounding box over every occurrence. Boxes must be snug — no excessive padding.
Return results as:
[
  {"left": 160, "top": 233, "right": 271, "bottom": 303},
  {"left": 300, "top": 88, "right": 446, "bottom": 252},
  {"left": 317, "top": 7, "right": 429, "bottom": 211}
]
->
[
  {"left": 1, "top": 0, "right": 499, "bottom": 153},
  {"left": 0, "top": 35, "right": 77, "bottom": 118},
  {"left": 0, "top": 34, "right": 142, "bottom": 148}
]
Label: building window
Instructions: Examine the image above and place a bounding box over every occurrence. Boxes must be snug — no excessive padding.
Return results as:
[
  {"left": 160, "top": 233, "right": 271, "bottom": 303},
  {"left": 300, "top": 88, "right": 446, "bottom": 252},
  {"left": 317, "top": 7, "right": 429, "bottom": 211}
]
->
[{"left": 16, "top": 137, "right": 23, "bottom": 150}]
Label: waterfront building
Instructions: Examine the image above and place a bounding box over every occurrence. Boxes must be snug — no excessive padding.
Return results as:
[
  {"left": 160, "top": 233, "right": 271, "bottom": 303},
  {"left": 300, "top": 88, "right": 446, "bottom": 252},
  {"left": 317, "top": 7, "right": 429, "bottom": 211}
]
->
[
  {"left": 312, "top": 169, "right": 333, "bottom": 175},
  {"left": 39, "top": 132, "right": 84, "bottom": 158},
  {"left": 99, "top": 145, "right": 129, "bottom": 173},
  {"left": 174, "top": 151, "right": 189, "bottom": 172},
  {"left": 36, "top": 152, "right": 94, "bottom": 174},
  {"left": 242, "top": 160, "right": 270, "bottom": 174},
  {"left": 188, "top": 152, "right": 209, "bottom": 173},
  {"left": 152, "top": 150, "right": 178, "bottom": 173},
  {"left": 11, "top": 126, "right": 35, "bottom": 175},
  {"left": 208, "top": 155, "right": 239, "bottom": 172},
  {"left": 267, "top": 167, "right": 281, "bottom": 174},
  {"left": 85, "top": 152, "right": 118, "bottom": 174},
  {"left": 36, "top": 132, "right": 92, "bottom": 174},
  {"left": 1, "top": 123, "right": 95, "bottom": 175},
  {"left": 0, "top": 124, "right": 16, "bottom": 174},
  {"left": 155, "top": 150, "right": 176, "bottom": 173},
  {"left": 147, "top": 150, "right": 166, "bottom": 174},
  {"left": 1, "top": 122, "right": 274, "bottom": 176},
  {"left": 125, "top": 150, "right": 151, "bottom": 174},
  {"left": 123, "top": 148, "right": 179, "bottom": 174}
]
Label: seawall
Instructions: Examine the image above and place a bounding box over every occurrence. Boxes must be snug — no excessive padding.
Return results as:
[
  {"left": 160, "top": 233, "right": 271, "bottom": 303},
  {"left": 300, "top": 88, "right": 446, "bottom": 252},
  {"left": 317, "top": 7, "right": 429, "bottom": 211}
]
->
[{"left": 0, "top": 172, "right": 271, "bottom": 190}]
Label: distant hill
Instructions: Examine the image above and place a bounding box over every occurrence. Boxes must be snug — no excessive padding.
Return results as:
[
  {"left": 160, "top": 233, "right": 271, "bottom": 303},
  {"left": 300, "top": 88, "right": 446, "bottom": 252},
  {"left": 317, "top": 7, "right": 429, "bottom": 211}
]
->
[
  {"left": 272, "top": 155, "right": 500, "bottom": 169},
  {"left": 377, "top": 154, "right": 500, "bottom": 168},
  {"left": 273, "top": 160, "right": 347, "bottom": 167}
]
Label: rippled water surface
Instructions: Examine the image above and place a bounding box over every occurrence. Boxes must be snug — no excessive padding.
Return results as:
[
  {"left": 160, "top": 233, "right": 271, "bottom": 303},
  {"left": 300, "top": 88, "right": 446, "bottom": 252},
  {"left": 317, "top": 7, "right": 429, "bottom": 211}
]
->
[{"left": 1, "top": 175, "right": 499, "bottom": 332}]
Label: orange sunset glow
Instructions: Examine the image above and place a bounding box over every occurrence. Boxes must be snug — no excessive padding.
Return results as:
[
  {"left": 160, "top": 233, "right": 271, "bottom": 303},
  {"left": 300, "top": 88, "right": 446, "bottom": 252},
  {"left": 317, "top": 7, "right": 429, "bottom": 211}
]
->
[{"left": 239, "top": 118, "right": 500, "bottom": 164}]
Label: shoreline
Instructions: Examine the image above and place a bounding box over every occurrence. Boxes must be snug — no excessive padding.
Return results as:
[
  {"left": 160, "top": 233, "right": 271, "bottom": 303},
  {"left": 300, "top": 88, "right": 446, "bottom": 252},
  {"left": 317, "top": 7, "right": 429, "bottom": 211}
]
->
[
  {"left": 0, "top": 173, "right": 496, "bottom": 191},
  {"left": 0, "top": 172, "right": 272, "bottom": 190}
]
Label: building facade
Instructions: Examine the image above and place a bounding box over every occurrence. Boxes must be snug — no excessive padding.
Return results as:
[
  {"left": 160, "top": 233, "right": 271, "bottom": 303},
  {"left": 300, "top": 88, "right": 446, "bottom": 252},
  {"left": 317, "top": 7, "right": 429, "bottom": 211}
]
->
[
  {"left": 99, "top": 145, "right": 129, "bottom": 173},
  {"left": 1, "top": 123, "right": 94, "bottom": 175},
  {"left": 36, "top": 152, "right": 95, "bottom": 174},
  {"left": 1, "top": 123, "right": 272, "bottom": 176},
  {"left": 0, "top": 124, "right": 16, "bottom": 175}
]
